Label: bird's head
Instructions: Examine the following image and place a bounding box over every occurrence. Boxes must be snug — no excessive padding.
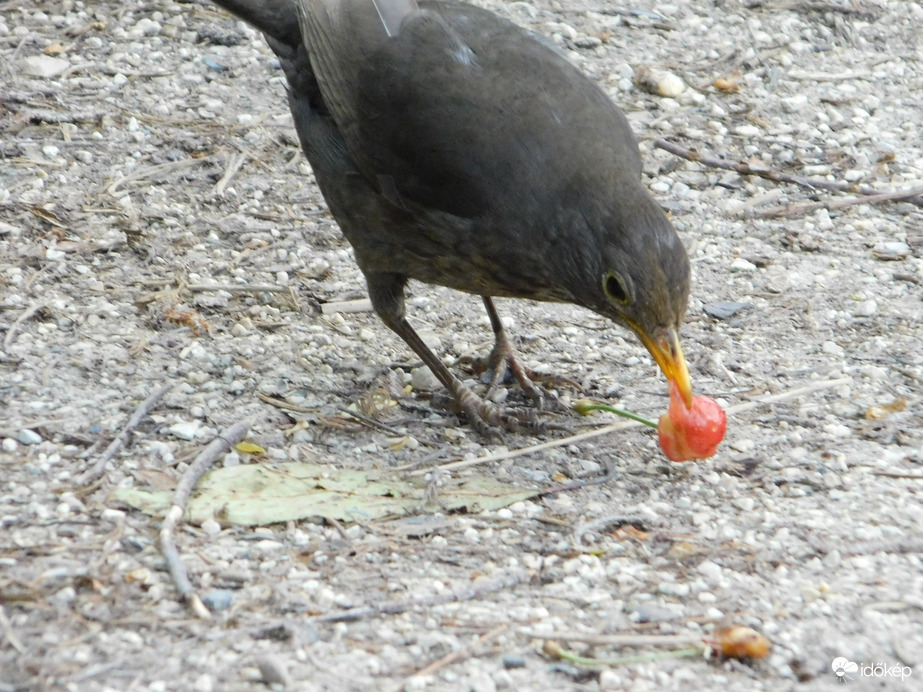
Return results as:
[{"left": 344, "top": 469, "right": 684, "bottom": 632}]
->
[{"left": 571, "top": 187, "right": 693, "bottom": 405}]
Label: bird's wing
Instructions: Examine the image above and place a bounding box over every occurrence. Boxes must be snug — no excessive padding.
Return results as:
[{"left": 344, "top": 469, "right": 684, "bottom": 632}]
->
[
  {"left": 296, "top": 0, "right": 418, "bottom": 151},
  {"left": 299, "top": 0, "right": 640, "bottom": 221}
]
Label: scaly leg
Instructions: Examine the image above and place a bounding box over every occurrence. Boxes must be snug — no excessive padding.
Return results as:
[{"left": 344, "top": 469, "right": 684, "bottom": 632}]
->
[
  {"left": 481, "top": 296, "right": 545, "bottom": 408},
  {"left": 366, "top": 273, "right": 543, "bottom": 436}
]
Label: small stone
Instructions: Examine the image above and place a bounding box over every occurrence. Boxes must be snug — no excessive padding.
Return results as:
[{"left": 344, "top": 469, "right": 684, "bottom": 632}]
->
[
  {"left": 22, "top": 55, "right": 70, "bottom": 78},
  {"left": 411, "top": 366, "right": 440, "bottom": 391},
  {"left": 781, "top": 94, "right": 808, "bottom": 113},
  {"left": 573, "top": 35, "right": 602, "bottom": 49},
  {"left": 101, "top": 508, "right": 125, "bottom": 523},
  {"left": 823, "top": 423, "right": 851, "bottom": 438},
  {"left": 733, "top": 497, "right": 756, "bottom": 512},
  {"left": 201, "top": 519, "right": 222, "bottom": 536},
  {"left": 872, "top": 241, "right": 910, "bottom": 261},
  {"left": 599, "top": 670, "right": 624, "bottom": 690},
  {"left": 853, "top": 300, "right": 877, "bottom": 317},
  {"left": 16, "top": 429, "right": 42, "bottom": 445},
  {"left": 404, "top": 676, "right": 429, "bottom": 691},
  {"left": 704, "top": 301, "right": 751, "bottom": 320},
  {"left": 658, "top": 581, "right": 691, "bottom": 597},
  {"left": 730, "top": 438, "right": 755, "bottom": 453},
  {"left": 2, "top": 438, "right": 18, "bottom": 452},
  {"left": 194, "top": 674, "right": 214, "bottom": 692},
  {"left": 822, "top": 341, "right": 845, "bottom": 357},
  {"left": 256, "top": 655, "right": 289, "bottom": 687},
  {"left": 167, "top": 421, "right": 200, "bottom": 441},
  {"left": 730, "top": 257, "right": 757, "bottom": 273},
  {"left": 635, "top": 66, "right": 684, "bottom": 98},
  {"left": 734, "top": 124, "right": 761, "bottom": 137},
  {"left": 201, "top": 589, "right": 233, "bottom": 612}
]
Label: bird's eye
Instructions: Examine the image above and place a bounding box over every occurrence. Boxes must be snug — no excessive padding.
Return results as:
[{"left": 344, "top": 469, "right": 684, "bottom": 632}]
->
[{"left": 603, "top": 271, "right": 630, "bottom": 305}]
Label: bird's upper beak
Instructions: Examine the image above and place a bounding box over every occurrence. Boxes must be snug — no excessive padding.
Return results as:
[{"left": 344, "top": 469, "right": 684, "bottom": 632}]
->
[{"left": 634, "top": 326, "right": 693, "bottom": 408}]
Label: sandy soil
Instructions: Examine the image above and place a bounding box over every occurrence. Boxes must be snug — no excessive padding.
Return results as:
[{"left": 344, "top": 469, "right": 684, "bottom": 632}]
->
[{"left": 1, "top": 1, "right": 922, "bottom": 690}]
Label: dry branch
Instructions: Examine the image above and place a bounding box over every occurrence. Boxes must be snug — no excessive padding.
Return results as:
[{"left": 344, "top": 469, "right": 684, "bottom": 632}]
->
[
  {"left": 78, "top": 385, "right": 172, "bottom": 485},
  {"left": 653, "top": 139, "right": 923, "bottom": 209},
  {"left": 160, "top": 421, "right": 249, "bottom": 619},
  {"left": 389, "top": 624, "right": 508, "bottom": 692},
  {"left": 3, "top": 300, "right": 45, "bottom": 349},
  {"left": 755, "top": 184, "right": 923, "bottom": 218}
]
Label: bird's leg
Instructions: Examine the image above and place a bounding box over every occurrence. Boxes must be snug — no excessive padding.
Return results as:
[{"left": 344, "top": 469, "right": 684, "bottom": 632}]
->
[
  {"left": 481, "top": 296, "right": 545, "bottom": 408},
  {"left": 366, "top": 273, "right": 543, "bottom": 436}
]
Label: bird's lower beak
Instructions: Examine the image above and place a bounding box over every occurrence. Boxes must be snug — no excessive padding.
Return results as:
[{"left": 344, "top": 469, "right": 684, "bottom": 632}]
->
[{"left": 635, "top": 327, "right": 693, "bottom": 408}]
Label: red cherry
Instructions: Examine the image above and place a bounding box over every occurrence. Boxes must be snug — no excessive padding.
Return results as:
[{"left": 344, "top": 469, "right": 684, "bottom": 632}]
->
[{"left": 658, "top": 382, "right": 727, "bottom": 462}]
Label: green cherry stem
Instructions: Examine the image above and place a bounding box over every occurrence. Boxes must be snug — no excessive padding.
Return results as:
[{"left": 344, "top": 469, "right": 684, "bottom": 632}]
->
[{"left": 574, "top": 400, "right": 658, "bottom": 429}]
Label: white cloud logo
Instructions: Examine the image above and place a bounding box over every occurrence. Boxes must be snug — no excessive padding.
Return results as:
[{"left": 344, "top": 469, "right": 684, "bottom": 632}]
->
[{"left": 832, "top": 657, "right": 859, "bottom": 682}]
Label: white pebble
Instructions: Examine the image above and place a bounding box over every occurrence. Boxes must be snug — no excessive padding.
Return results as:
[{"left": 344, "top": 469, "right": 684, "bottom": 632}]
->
[
  {"left": 22, "top": 55, "right": 69, "bottom": 78},
  {"left": 822, "top": 341, "right": 845, "bottom": 357},
  {"left": 730, "top": 257, "right": 757, "bottom": 273},
  {"left": 733, "top": 497, "right": 755, "bottom": 513},
  {"left": 658, "top": 581, "right": 691, "bottom": 597},
  {"left": 194, "top": 674, "right": 214, "bottom": 692},
  {"left": 730, "top": 438, "right": 755, "bottom": 453},
  {"left": 16, "top": 429, "right": 42, "bottom": 445},
  {"left": 201, "top": 519, "right": 222, "bottom": 536},
  {"left": 734, "top": 124, "right": 761, "bottom": 137},
  {"left": 411, "top": 366, "right": 440, "bottom": 391},
  {"left": 101, "top": 508, "right": 125, "bottom": 523},
  {"left": 167, "top": 421, "right": 200, "bottom": 441},
  {"left": 853, "top": 300, "right": 877, "bottom": 317},
  {"left": 2, "top": 438, "right": 18, "bottom": 452},
  {"left": 781, "top": 94, "right": 808, "bottom": 113},
  {"left": 823, "top": 423, "right": 851, "bottom": 438}
]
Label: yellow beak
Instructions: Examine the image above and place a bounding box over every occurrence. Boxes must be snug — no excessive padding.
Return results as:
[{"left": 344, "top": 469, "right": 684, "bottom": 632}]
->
[{"left": 633, "top": 326, "right": 693, "bottom": 407}]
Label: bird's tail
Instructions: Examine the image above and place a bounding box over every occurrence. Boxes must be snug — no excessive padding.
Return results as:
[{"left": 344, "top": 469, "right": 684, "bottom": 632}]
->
[{"left": 210, "top": 0, "right": 302, "bottom": 49}]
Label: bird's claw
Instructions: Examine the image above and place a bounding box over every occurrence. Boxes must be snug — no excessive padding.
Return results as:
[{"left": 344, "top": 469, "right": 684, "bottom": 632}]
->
[{"left": 449, "top": 378, "right": 550, "bottom": 437}]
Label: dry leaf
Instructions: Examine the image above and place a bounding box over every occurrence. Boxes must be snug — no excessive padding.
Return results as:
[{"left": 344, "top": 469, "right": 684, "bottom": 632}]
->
[
  {"left": 713, "top": 77, "right": 739, "bottom": 92},
  {"left": 865, "top": 398, "right": 907, "bottom": 420}
]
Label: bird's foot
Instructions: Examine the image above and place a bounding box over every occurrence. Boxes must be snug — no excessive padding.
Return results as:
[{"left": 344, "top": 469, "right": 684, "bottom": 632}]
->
[
  {"left": 485, "top": 341, "right": 546, "bottom": 409},
  {"left": 448, "top": 378, "right": 549, "bottom": 438},
  {"left": 456, "top": 339, "right": 547, "bottom": 409}
]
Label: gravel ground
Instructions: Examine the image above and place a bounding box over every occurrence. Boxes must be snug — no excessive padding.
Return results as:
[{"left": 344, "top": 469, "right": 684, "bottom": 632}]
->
[{"left": 2, "top": 1, "right": 922, "bottom": 690}]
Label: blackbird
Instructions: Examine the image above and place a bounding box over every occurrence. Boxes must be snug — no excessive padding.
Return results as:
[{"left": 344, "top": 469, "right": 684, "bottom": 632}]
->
[{"left": 208, "top": 0, "right": 693, "bottom": 433}]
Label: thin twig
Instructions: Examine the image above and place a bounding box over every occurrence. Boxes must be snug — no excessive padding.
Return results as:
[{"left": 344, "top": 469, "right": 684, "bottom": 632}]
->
[
  {"left": 337, "top": 406, "right": 404, "bottom": 436},
  {"left": 213, "top": 150, "right": 248, "bottom": 197},
  {"left": 390, "top": 624, "right": 508, "bottom": 692},
  {"left": 755, "top": 185, "right": 923, "bottom": 218},
  {"left": 257, "top": 392, "right": 312, "bottom": 413},
  {"left": 312, "top": 570, "right": 528, "bottom": 624},
  {"left": 104, "top": 154, "right": 221, "bottom": 195},
  {"left": 186, "top": 283, "right": 289, "bottom": 293},
  {"left": 78, "top": 385, "right": 172, "bottom": 485},
  {"left": 544, "top": 639, "right": 703, "bottom": 667},
  {"left": 521, "top": 629, "right": 700, "bottom": 648},
  {"left": 0, "top": 605, "right": 25, "bottom": 654},
  {"left": 414, "top": 377, "right": 850, "bottom": 476},
  {"left": 3, "top": 300, "right": 45, "bottom": 349},
  {"left": 321, "top": 298, "right": 374, "bottom": 314},
  {"left": 653, "top": 139, "right": 923, "bottom": 207},
  {"left": 870, "top": 471, "right": 923, "bottom": 480},
  {"left": 160, "top": 421, "right": 249, "bottom": 619}
]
